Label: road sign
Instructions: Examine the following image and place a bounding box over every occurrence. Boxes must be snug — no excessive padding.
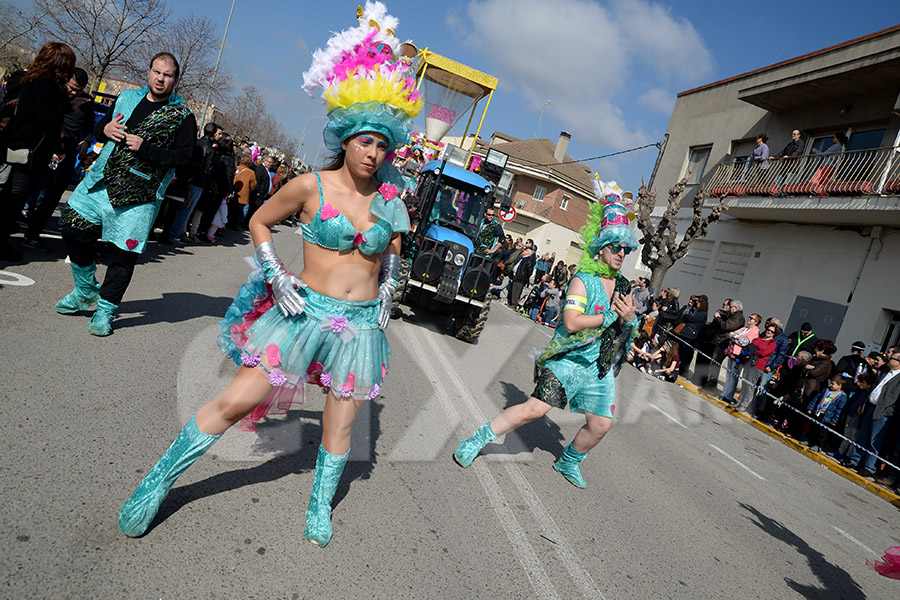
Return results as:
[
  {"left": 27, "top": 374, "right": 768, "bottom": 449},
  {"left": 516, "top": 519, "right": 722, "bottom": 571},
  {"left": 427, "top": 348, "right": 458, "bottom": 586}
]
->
[{"left": 499, "top": 207, "right": 516, "bottom": 222}]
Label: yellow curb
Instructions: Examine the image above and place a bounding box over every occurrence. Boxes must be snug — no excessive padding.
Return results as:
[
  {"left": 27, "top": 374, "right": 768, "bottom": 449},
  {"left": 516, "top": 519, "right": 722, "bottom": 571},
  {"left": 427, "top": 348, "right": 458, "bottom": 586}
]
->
[{"left": 678, "top": 377, "right": 900, "bottom": 508}]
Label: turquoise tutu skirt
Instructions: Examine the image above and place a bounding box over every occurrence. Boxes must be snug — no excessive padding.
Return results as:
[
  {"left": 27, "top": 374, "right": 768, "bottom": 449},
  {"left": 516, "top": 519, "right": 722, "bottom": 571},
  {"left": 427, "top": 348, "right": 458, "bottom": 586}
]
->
[{"left": 218, "top": 258, "right": 390, "bottom": 431}]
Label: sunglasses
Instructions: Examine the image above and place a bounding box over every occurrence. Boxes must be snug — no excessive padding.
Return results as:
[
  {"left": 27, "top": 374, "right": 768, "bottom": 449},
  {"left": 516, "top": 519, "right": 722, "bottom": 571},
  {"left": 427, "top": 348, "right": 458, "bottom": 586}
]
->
[{"left": 608, "top": 243, "right": 633, "bottom": 256}]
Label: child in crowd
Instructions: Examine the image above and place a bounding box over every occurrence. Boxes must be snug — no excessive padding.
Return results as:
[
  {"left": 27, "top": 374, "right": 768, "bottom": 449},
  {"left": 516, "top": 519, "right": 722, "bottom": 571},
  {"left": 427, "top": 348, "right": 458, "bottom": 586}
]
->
[
  {"left": 628, "top": 331, "right": 653, "bottom": 371},
  {"left": 804, "top": 375, "right": 848, "bottom": 452},
  {"left": 652, "top": 339, "right": 681, "bottom": 383}
]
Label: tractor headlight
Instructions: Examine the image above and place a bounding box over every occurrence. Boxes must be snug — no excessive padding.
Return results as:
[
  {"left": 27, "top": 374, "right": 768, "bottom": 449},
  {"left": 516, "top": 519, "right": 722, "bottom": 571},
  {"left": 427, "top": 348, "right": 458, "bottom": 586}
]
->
[{"left": 453, "top": 253, "right": 466, "bottom": 267}]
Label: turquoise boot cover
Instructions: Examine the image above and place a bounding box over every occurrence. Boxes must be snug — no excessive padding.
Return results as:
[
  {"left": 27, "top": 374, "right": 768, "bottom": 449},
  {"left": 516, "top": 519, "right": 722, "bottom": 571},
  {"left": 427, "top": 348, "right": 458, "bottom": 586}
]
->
[
  {"left": 55, "top": 263, "right": 100, "bottom": 314},
  {"left": 553, "top": 442, "right": 588, "bottom": 489},
  {"left": 304, "top": 444, "right": 349, "bottom": 548},
  {"left": 87, "top": 298, "right": 118, "bottom": 336},
  {"left": 453, "top": 422, "right": 498, "bottom": 468},
  {"left": 118, "top": 415, "right": 222, "bottom": 537}
]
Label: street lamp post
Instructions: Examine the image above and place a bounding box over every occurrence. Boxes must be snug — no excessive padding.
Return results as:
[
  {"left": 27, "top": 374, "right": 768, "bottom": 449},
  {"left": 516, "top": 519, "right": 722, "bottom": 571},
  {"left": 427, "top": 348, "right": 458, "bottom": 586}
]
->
[
  {"left": 313, "top": 144, "right": 328, "bottom": 169},
  {"left": 199, "top": 0, "right": 237, "bottom": 128},
  {"left": 298, "top": 115, "right": 327, "bottom": 169}
]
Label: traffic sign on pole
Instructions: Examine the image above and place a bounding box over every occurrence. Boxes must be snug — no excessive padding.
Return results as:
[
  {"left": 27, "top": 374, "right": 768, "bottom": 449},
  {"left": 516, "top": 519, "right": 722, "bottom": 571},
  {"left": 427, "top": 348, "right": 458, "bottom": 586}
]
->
[{"left": 499, "top": 207, "right": 516, "bottom": 222}]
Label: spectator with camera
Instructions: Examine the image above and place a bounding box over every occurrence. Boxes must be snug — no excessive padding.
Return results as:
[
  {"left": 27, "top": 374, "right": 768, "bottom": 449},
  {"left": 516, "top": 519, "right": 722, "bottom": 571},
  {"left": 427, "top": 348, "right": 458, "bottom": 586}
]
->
[{"left": 719, "top": 313, "right": 761, "bottom": 404}]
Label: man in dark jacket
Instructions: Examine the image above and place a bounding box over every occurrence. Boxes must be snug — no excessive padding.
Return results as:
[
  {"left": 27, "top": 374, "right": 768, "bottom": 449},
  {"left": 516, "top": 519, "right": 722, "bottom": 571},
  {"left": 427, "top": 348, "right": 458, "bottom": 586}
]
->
[
  {"left": 779, "top": 129, "right": 804, "bottom": 158},
  {"left": 702, "top": 299, "right": 744, "bottom": 388},
  {"left": 246, "top": 154, "right": 273, "bottom": 225},
  {"left": 786, "top": 322, "right": 818, "bottom": 358},
  {"left": 507, "top": 245, "right": 536, "bottom": 308},
  {"left": 166, "top": 121, "right": 218, "bottom": 242},
  {"left": 848, "top": 347, "right": 900, "bottom": 479},
  {"left": 834, "top": 340, "right": 869, "bottom": 395}
]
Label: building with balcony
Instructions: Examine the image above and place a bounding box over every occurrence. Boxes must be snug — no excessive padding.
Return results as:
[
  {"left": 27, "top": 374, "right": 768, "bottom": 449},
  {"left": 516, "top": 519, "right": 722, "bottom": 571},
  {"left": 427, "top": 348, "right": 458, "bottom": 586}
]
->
[
  {"left": 637, "top": 25, "right": 900, "bottom": 352},
  {"left": 464, "top": 131, "right": 597, "bottom": 264}
]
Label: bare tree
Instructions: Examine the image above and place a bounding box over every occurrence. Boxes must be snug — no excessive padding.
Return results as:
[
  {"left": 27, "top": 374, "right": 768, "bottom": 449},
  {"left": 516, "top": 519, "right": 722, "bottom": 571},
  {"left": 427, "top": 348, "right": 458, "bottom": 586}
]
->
[
  {"left": 0, "top": 1, "right": 48, "bottom": 71},
  {"left": 34, "top": 0, "right": 171, "bottom": 92},
  {"left": 222, "top": 84, "right": 265, "bottom": 140},
  {"left": 635, "top": 176, "right": 730, "bottom": 292},
  {"left": 125, "top": 12, "right": 232, "bottom": 105}
]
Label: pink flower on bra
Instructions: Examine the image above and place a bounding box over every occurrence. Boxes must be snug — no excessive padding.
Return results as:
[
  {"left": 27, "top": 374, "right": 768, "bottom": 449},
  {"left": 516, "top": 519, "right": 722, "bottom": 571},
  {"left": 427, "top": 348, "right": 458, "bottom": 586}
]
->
[
  {"left": 379, "top": 183, "right": 399, "bottom": 201},
  {"left": 353, "top": 231, "right": 367, "bottom": 247},
  {"left": 595, "top": 304, "right": 603, "bottom": 314},
  {"left": 320, "top": 203, "right": 340, "bottom": 220}
]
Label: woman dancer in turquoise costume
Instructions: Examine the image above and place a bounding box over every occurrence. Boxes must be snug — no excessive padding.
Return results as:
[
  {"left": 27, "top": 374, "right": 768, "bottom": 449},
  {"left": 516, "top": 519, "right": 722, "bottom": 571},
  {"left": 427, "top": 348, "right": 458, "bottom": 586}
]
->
[
  {"left": 118, "top": 2, "right": 421, "bottom": 547},
  {"left": 454, "top": 179, "right": 639, "bottom": 488}
]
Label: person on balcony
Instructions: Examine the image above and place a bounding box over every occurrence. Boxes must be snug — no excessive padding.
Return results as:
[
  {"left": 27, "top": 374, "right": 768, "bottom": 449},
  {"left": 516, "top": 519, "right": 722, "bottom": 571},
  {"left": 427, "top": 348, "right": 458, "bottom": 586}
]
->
[
  {"left": 750, "top": 134, "right": 770, "bottom": 169},
  {"left": 779, "top": 129, "right": 804, "bottom": 158},
  {"left": 809, "top": 132, "right": 848, "bottom": 196}
]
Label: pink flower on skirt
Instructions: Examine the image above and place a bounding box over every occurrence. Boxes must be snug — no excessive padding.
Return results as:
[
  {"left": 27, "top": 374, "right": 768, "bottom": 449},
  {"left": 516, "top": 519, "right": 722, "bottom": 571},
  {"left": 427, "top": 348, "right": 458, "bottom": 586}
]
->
[
  {"left": 367, "top": 384, "right": 381, "bottom": 400},
  {"left": 265, "top": 344, "right": 282, "bottom": 368},
  {"left": 341, "top": 373, "right": 356, "bottom": 397}
]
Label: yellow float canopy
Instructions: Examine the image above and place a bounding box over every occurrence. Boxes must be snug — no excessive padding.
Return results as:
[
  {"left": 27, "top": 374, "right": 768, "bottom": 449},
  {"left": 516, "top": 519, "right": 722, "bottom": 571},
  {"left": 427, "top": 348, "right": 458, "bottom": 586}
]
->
[{"left": 404, "top": 44, "right": 498, "bottom": 156}]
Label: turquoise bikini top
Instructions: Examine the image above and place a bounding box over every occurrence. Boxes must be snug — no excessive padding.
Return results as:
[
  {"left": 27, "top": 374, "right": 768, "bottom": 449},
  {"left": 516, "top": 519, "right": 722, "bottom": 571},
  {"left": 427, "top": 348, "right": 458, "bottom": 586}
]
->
[{"left": 300, "top": 172, "right": 411, "bottom": 255}]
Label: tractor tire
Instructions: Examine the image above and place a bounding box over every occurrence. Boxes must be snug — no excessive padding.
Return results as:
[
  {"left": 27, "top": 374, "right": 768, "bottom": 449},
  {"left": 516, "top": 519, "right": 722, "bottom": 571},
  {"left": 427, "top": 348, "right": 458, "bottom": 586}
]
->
[
  {"left": 453, "top": 295, "right": 491, "bottom": 343},
  {"left": 390, "top": 258, "right": 411, "bottom": 317}
]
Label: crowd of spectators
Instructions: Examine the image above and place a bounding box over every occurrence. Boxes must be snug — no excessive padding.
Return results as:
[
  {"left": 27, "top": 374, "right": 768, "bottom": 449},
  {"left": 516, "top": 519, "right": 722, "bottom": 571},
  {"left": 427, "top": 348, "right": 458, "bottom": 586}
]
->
[
  {"left": 624, "top": 281, "right": 900, "bottom": 492},
  {"left": 0, "top": 44, "right": 299, "bottom": 262}
]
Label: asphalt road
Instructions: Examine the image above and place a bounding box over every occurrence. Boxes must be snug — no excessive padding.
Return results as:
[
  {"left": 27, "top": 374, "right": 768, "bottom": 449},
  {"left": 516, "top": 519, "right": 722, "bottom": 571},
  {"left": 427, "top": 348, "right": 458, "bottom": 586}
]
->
[{"left": 1, "top": 223, "right": 898, "bottom": 600}]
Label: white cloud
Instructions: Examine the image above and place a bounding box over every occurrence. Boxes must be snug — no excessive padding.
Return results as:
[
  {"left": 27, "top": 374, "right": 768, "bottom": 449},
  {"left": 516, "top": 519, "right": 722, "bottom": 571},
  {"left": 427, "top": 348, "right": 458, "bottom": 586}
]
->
[
  {"left": 636, "top": 88, "right": 674, "bottom": 114},
  {"left": 463, "top": 0, "right": 712, "bottom": 147}
]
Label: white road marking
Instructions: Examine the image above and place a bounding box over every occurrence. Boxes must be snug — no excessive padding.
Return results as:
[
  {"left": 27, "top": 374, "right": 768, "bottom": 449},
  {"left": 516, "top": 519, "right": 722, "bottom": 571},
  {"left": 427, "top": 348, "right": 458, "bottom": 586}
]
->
[
  {"left": 0, "top": 270, "right": 36, "bottom": 287},
  {"left": 832, "top": 526, "right": 879, "bottom": 557},
  {"left": 648, "top": 403, "right": 689, "bottom": 429},
  {"left": 708, "top": 443, "right": 766, "bottom": 480},
  {"left": 397, "top": 327, "right": 559, "bottom": 600},
  {"left": 415, "top": 326, "right": 608, "bottom": 600}
]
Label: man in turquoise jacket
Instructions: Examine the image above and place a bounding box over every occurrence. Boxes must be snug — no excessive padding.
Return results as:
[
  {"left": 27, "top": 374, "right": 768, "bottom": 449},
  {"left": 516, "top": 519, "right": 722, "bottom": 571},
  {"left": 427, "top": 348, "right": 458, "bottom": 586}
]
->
[{"left": 56, "top": 52, "right": 197, "bottom": 335}]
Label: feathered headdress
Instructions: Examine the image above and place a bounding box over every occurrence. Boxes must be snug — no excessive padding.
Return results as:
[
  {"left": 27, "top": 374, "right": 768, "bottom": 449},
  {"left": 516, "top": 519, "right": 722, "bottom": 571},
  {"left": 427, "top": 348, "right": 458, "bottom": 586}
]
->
[
  {"left": 577, "top": 175, "right": 639, "bottom": 275},
  {"left": 302, "top": 2, "right": 423, "bottom": 152}
]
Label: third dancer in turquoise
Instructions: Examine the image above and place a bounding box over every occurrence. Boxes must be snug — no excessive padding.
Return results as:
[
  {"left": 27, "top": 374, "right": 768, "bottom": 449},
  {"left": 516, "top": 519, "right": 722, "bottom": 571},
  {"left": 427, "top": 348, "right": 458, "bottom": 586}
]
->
[{"left": 454, "top": 179, "right": 639, "bottom": 488}]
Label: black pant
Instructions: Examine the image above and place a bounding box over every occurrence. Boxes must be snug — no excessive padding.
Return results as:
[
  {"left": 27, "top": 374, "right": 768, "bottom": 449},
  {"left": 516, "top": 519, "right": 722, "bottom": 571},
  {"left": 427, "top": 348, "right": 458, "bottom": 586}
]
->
[
  {"left": 0, "top": 163, "right": 45, "bottom": 245},
  {"left": 678, "top": 341, "right": 696, "bottom": 376},
  {"left": 62, "top": 221, "right": 138, "bottom": 305},
  {"left": 26, "top": 154, "right": 77, "bottom": 240}
]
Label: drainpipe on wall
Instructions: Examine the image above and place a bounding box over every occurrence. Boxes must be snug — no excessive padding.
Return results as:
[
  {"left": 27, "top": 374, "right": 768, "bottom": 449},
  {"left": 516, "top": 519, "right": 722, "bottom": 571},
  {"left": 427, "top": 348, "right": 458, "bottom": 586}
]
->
[{"left": 847, "top": 226, "right": 883, "bottom": 303}]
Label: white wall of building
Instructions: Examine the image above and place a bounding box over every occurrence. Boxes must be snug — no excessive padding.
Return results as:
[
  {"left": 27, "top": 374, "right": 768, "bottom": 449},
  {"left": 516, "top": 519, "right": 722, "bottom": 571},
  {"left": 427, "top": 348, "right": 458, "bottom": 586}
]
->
[{"left": 655, "top": 217, "right": 900, "bottom": 352}]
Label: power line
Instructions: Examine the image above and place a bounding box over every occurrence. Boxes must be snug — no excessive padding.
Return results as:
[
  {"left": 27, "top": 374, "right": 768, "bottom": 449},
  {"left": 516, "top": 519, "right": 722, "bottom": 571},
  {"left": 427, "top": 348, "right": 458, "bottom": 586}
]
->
[{"left": 529, "top": 142, "right": 662, "bottom": 167}]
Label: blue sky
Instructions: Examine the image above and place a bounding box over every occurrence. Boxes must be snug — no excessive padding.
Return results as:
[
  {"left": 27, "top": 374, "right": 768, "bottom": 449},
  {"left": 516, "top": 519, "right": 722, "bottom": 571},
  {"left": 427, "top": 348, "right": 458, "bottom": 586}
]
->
[{"left": 24, "top": 0, "right": 900, "bottom": 189}]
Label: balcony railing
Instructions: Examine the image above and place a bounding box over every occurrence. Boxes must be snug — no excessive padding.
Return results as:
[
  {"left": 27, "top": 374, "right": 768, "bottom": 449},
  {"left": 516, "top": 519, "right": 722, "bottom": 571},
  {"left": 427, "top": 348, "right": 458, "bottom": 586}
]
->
[{"left": 705, "top": 146, "right": 900, "bottom": 198}]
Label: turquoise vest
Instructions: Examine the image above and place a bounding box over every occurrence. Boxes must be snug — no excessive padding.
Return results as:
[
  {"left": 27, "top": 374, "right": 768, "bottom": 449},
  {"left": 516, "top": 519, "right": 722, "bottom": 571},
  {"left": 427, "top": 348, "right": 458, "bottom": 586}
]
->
[{"left": 85, "top": 86, "right": 189, "bottom": 206}]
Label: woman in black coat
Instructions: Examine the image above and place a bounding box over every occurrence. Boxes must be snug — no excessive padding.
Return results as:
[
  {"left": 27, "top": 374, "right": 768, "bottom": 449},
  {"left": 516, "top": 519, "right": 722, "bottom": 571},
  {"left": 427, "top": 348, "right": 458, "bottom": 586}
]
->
[{"left": 0, "top": 42, "right": 76, "bottom": 261}]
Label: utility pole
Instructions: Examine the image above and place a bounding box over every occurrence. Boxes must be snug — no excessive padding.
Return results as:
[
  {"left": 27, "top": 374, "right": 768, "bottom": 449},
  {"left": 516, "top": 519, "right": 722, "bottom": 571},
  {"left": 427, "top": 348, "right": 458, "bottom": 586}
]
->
[
  {"left": 535, "top": 99, "right": 553, "bottom": 137},
  {"left": 199, "top": 0, "right": 236, "bottom": 128}
]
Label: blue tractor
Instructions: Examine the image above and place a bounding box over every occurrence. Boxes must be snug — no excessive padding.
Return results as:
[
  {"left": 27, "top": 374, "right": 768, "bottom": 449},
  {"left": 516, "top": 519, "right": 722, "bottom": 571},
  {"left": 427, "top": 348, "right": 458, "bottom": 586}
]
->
[{"left": 392, "top": 158, "right": 501, "bottom": 342}]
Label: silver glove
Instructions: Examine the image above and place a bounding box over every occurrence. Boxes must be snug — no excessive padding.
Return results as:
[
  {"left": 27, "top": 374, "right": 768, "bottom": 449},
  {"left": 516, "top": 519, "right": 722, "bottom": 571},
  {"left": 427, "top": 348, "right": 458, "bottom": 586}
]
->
[
  {"left": 377, "top": 253, "right": 400, "bottom": 330},
  {"left": 255, "top": 241, "right": 307, "bottom": 317}
]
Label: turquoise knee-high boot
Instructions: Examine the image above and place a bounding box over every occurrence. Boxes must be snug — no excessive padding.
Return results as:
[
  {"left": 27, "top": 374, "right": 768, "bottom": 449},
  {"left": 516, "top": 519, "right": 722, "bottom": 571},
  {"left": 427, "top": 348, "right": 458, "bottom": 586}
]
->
[
  {"left": 87, "top": 298, "right": 118, "bottom": 336},
  {"left": 453, "top": 422, "right": 498, "bottom": 467},
  {"left": 55, "top": 263, "right": 100, "bottom": 314},
  {"left": 118, "top": 415, "right": 222, "bottom": 537},
  {"left": 304, "top": 444, "right": 349, "bottom": 548},
  {"left": 553, "top": 442, "right": 588, "bottom": 489}
]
